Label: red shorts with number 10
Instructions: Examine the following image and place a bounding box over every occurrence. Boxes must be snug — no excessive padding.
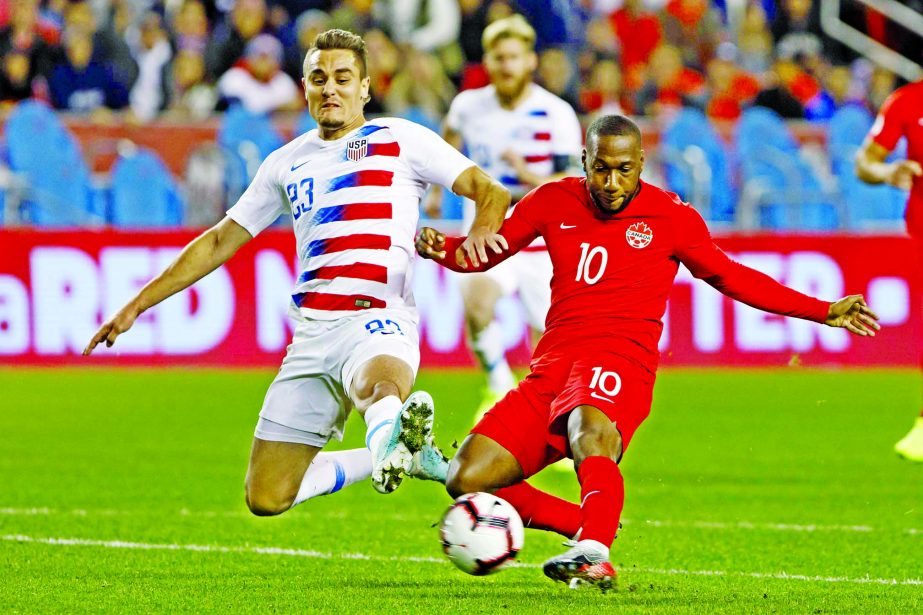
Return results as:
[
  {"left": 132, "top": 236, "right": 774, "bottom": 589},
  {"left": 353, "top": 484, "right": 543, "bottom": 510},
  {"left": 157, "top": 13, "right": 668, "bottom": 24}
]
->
[{"left": 471, "top": 351, "right": 656, "bottom": 479}]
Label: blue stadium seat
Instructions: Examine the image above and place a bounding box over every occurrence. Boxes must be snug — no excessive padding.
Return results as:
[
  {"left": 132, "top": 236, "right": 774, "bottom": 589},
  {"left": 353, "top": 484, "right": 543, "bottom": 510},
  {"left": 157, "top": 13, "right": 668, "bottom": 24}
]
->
[
  {"left": 661, "top": 107, "right": 736, "bottom": 223},
  {"left": 218, "top": 105, "right": 285, "bottom": 203},
  {"left": 827, "top": 105, "right": 906, "bottom": 228},
  {"left": 3, "top": 100, "right": 99, "bottom": 226},
  {"left": 295, "top": 109, "right": 317, "bottom": 136},
  {"left": 736, "top": 106, "right": 839, "bottom": 230},
  {"left": 109, "top": 148, "right": 184, "bottom": 227}
]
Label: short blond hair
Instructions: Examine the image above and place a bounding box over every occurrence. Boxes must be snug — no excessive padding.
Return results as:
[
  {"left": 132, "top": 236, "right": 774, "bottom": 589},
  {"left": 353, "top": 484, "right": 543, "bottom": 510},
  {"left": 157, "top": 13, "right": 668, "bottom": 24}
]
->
[{"left": 482, "top": 14, "right": 536, "bottom": 53}]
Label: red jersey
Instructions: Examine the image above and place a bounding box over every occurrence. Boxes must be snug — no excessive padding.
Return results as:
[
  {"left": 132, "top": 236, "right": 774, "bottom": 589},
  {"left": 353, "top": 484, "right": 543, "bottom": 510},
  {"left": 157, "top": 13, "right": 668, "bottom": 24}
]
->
[
  {"left": 441, "top": 177, "right": 829, "bottom": 372},
  {"left": 868, "top": 80, "right": 923, "bottom": 238}
]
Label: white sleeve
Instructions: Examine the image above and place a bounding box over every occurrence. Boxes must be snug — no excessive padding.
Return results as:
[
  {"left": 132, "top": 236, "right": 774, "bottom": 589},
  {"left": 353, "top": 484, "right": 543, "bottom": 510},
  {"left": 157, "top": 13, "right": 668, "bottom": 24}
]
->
[
  {"left": 226, "top": 155, "right": 287, "bottom": 236},
  {"left": 394, "top": 119, "right": 476, "bottom": 189},
  {"left": 444, "top": 94, "right": 465, "bottom": 133},
  {"left": 550, "top": 101, "right": 583, "bottom": 157}
]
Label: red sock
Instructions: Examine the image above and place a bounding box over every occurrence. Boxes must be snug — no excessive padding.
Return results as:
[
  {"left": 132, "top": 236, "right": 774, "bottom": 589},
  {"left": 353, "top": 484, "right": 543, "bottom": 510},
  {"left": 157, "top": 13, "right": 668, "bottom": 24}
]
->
[
  {"left": 577, "top": 456, "right": 624, "bottom": 548},
  {"left": 495, "top": 482, "right": 581, "bottom": 538}
]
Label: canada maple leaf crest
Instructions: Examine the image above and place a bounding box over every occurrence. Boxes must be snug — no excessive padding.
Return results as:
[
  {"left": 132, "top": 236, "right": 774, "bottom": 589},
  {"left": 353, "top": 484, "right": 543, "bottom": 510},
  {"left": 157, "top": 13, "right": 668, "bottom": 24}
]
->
[{"left": 625, "top": 221, "right": 653, "bottom": 249}]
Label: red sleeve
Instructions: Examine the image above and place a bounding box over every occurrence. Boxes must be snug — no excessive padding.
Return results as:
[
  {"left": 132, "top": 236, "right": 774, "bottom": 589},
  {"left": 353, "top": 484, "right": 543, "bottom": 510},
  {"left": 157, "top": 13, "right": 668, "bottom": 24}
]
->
[
  {"left": 869, "top": 88, "right": 906, "bottom": 151},
  {"left": 674, "top": 206, "right": 830, "bottom": 323},
  {"left": 435, "top": 193, "right": 542, "bottom": 273}
]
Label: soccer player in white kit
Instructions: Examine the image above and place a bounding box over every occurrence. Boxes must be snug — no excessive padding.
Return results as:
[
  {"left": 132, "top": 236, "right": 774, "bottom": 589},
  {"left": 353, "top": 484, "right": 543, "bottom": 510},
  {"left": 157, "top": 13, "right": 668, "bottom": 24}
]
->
[
  {"left": 426, "top": 15, "right": 582, "bottom": 414},
  {"left": 84, "top": 30, "right": 509, "bottom": 513}
]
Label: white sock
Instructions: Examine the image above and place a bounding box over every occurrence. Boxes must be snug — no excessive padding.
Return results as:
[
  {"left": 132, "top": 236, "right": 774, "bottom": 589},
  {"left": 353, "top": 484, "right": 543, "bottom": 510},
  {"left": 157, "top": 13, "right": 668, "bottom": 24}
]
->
[
  {"left": 471, "top": 321, "right": 515, "bottom": 393},
  {"left": 577, "top": 539, "right": 610, "bottom": 561},
  {"left": 364, "top": 395, "right": 403, "bottom": 454},
  {"left": 291, "top": 449, "right": 372, "bottom": 507}
]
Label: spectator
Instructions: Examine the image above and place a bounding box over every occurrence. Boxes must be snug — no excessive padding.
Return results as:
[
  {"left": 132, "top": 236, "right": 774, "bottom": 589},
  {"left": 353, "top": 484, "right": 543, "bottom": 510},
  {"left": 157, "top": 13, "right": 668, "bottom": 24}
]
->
[
  {"left": 363, "top": 28, "right": 399, "bottom": 114},
  {"left": 384, "top": 46, "right": 455, "bottom": 126},
  {"left": 824, "top": 64, "right": 863, "bottom": 110},
  {"left": 536, "top": 47, "right": 581, "bottom": 111},
  {"left": 737, "top": 2, "right": 773, "bottom": 75},
  {"left": 127, "top": 11, "right": 172, "bottom": 122},
  {"left": 866, "top": 65, "right": 896, "bottom": 112},
  {"left": 63, "top": 1, "right": 137, "bottom": 90},
  {"left": 0, "top": 49, "right": 34, "bottom": 106},
  {"left": 660, "top": 0, "right": 723, "bottom": 70},
  {"left": 49, "top": 28, "right": 129, "bottom": 112},
  {"left": 166, "top": 47, "right": 218, "bottom": 120},
  {"left": 283, "top": 8, "right": 329, "bottom": 81},
  {"left": 217, "top": 33, "right": 300, "bottom": 115},
  {"left": 170, "top": 0, "right": 210, "bottom": 54},
  {"left": 635, "top": 44, "right": 707, "bottom": 116},
  {"left": 580, "top": 58, "right": 628, "bottom": 116},
  {"left": 376, "top": 0, "right": 460, "bottom": 54},
  {"left": 206, "top": 0, "right": 267, "bottom": 80},
  {"left": 0, "top": 0, "right": 58, "bottom": 81},
  {"left": 329, "top": 0, "right": 375, "bottom": 34},
  {"left": 608, "top": 0, "right": 661, "bottom": 92},
  {"left": 705, "top": 55, "right": 759, "bottom": 120},
  {"left": 752, "top": 56, "right": 804, "bottom": 118}
]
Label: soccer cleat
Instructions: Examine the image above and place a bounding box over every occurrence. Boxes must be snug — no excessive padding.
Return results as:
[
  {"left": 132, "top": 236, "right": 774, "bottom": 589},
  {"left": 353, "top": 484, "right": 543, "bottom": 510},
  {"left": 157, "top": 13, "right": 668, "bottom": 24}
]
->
[
  {"left": 543, "top": 543, "right": 617, "bottom": 592},
  {"left": 371, "top": 391, "right": 436, "bottom": 494},
  {"left": 408, "top": 442, "right": 449, "bottom": 483},
  {"left": 894, "top": 417, "right": 923, "bottom": 462}
]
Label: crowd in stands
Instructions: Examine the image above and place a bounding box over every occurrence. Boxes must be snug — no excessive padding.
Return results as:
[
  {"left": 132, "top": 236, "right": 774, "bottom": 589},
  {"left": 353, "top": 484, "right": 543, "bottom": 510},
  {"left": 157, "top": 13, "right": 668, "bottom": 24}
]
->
[{"left": 0, "top": 0, "right": 914, "bottom": 125}]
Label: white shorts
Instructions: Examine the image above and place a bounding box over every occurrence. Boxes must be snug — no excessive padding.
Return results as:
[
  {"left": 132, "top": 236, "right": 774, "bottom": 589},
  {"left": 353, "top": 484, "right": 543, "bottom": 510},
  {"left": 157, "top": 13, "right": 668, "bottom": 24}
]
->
[
  {"left": 254, "top": 308, "right": 420, "bottom": 447},
  {"left": 476, "top": 249, "right": 552, "bottom": 331}
]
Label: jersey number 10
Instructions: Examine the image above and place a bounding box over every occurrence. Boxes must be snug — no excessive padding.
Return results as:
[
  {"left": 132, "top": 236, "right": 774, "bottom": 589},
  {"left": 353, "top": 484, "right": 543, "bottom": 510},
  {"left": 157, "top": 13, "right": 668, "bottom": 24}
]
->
[{"left": 575, "top": 242, "right": 608, "bottom": 285}]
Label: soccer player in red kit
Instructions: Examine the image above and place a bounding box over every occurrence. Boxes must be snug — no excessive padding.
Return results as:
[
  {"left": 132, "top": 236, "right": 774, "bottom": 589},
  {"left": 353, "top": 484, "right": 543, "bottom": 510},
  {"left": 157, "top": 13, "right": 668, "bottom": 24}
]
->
[
  {"left": 416, "top": 115, "right": 880, "bottom": 589},
  {"left": 856, "top": 79, "right": 923, "bottom": 462}
]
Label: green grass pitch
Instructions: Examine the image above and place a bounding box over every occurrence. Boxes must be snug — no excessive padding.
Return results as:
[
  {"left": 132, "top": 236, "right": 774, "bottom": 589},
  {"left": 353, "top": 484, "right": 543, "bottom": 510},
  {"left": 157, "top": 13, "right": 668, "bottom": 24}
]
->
[{"left": 1, "top": 367, "right": 921, "bottom": 613}]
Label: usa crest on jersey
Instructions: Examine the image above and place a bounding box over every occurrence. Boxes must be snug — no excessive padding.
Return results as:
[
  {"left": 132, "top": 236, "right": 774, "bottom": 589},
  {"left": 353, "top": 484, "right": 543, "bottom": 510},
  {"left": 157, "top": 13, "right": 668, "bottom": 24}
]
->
[{"left": 346, "top": 138, "right": 368, "bottom": 161}]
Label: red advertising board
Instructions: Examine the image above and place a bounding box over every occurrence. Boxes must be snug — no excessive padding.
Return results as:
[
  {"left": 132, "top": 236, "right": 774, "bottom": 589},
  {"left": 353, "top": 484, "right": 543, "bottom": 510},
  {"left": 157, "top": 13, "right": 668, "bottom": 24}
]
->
[{"left": 0, "top": 229, "right": 918, "bottom": 367}]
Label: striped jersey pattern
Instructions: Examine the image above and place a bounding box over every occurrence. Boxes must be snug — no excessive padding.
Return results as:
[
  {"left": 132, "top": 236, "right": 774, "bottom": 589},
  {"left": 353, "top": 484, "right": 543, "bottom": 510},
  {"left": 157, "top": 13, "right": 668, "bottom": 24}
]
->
[
  {"left": 227, "top": 117, "right": 475, "bottom": 319},
  {"left": 445, "top": 84, "right": 582, "bottom": 235}
]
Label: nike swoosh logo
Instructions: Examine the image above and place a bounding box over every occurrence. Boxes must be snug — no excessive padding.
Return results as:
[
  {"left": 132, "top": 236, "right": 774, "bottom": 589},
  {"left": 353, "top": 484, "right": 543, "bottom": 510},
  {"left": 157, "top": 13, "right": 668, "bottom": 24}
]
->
[
  {"left": 560, "top": 223, "right": 576, "bottom": 229},
  {"left": 291, "top": 160, "right": 309, "bottom": 172}
]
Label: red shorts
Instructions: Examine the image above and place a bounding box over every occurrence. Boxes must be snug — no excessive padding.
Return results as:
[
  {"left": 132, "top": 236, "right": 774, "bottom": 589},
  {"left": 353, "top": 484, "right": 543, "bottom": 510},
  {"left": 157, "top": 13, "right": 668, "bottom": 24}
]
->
[{"left": 471, "top": 351, "right": 656, "bottom": 479}]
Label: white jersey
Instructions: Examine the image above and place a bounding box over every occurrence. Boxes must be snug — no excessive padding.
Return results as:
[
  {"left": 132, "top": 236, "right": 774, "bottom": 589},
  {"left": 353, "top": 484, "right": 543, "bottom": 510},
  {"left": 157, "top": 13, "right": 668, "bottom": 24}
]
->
[
  {"left": 227, "top": 117, "right": 475, "bottom": 320},
  {"left": 445, "top": 83, "right": 582, "bottom": 231}
]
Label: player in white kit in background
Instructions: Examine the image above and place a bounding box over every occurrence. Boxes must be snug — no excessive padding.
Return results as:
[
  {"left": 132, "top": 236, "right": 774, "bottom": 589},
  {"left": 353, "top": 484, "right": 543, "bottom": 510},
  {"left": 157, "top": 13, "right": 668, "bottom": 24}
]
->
[
  {"left": 84, "top": 30, "right": 509, "bottom": 513},
  {"left": 425, "top": 15, "right": 582, "bottom": 416}
]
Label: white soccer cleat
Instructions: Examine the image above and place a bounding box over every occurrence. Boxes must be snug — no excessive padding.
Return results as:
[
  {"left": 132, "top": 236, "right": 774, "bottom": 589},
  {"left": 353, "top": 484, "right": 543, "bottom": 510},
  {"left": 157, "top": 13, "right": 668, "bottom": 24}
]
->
[
  {"left": 895, "top": 417, "right": 923, "bottom": 462},
  {"left": 371, "top": 391, "right": 436, "bottom": 493},
  {"left": 408, "top": 443, "right": 449, "bottom": 483}
]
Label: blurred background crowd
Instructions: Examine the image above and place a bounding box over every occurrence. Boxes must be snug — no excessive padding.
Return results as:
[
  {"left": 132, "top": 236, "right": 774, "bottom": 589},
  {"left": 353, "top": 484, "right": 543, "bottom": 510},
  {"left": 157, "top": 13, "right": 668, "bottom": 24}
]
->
[{"left": 0, "top": 0, "right": 920, "bottom": 229}]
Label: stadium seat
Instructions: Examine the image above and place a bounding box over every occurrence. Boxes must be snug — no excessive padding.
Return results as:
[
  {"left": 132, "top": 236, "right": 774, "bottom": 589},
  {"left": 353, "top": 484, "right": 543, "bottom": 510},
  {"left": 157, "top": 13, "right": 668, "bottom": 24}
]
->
[
  {"left": 217, "top": 105, "right": 285, "bottom": 204},
  {"left": 295, "top": 109, "right": 317, "bottom": 136},
  {"left": 660, "top": 107, "right": 736, "bottom": 223},
  {"left": 735, "top": 106, "right": 840, "bottom": 230},
  {"left": 3, "top": 100, "right": 100, "bottom": 226},
  {"left": 109, "top": 148, "right": 184, "bottom": 227},
  {"left": 827, "top": 105, "right": 906, "bottom": 229}
]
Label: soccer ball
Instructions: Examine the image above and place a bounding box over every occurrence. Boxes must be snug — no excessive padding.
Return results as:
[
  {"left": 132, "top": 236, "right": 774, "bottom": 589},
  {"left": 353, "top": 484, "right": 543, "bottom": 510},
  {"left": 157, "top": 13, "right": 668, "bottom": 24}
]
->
[{"left": 439, "top": 492, "right": 525, "bottom": 576}]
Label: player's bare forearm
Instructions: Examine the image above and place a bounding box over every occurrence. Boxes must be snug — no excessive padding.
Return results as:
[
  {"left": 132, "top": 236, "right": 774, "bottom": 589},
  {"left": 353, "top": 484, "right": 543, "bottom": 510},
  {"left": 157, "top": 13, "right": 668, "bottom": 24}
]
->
[
  {"left": 856, "top": 140, "right": 922, "bottom": 189},
  {"left": 452, "top": 166, "right": 510, "bottom": 232},
  {"left": 855, "top": 141, "right": 892, "bottom": 185},
  {"left": 83, "top": 217, "right": 252, "bottom": 354},
  {"left": 450, "top": 166, "right": 511, "bottom": 266}
]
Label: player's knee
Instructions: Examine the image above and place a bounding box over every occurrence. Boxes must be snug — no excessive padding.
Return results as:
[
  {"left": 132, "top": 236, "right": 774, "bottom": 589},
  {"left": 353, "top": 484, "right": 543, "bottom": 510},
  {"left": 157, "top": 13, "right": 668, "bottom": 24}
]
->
[
  {"left": 569, "top": 411, "right": 623, "bottom": 464},
  {"left": 446, "top": 461, "right": 487, "bottom": 499},
  {"left": 245, "top": 487, "right": 294, "bottom": 517}
]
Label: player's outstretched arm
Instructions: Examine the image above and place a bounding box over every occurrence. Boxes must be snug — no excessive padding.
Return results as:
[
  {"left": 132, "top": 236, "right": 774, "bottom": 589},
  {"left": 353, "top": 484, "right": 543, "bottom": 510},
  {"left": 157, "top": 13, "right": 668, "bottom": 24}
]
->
[
  {"left": 450, "top": 166, "right": 511, "bottom": 268},
  {"left": 83, "top": 217, "right": 253, "bottom": 355},
  {"left": 856, "top": 139, "right": 923, "bottom": 190},
  {"left": 825, "top": 295, "right": 881, "bottom": 337}
]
